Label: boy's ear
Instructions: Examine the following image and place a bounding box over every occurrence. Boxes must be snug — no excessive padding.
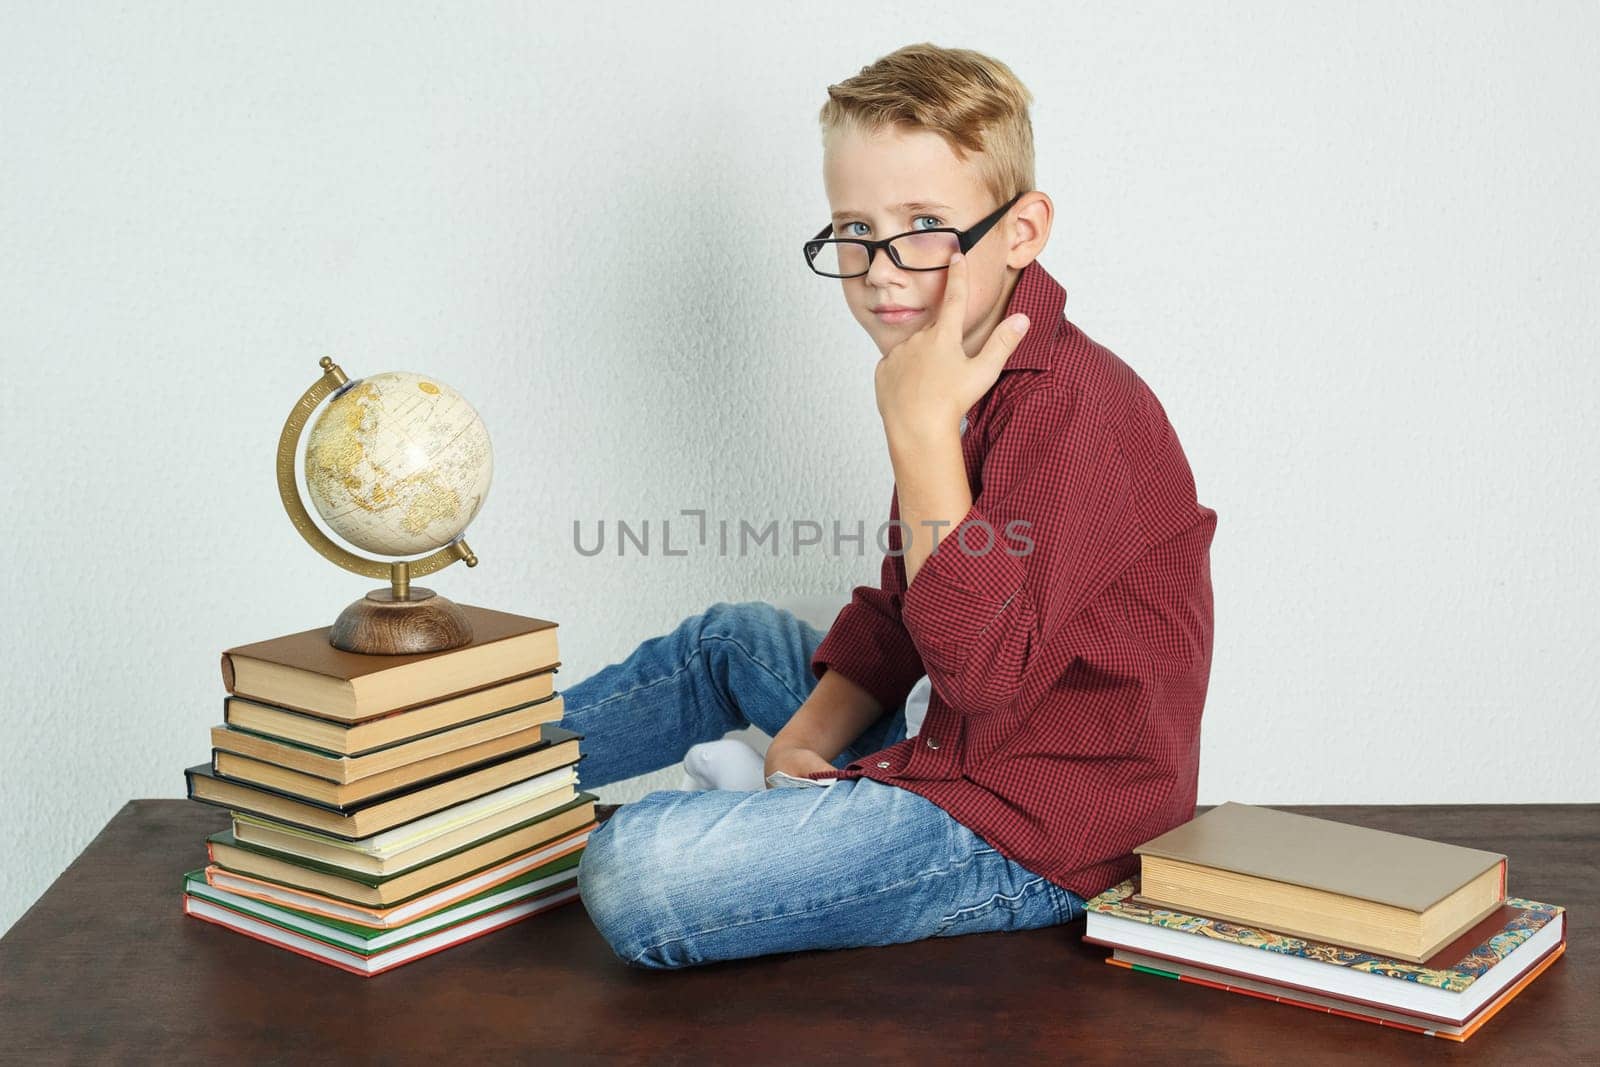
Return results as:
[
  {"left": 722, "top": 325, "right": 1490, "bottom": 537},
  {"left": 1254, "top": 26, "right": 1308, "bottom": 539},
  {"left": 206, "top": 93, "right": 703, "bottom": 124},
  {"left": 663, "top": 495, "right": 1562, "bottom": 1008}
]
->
[{"left": 1005, "top": 192, "right": 1053, "bottom": 269}]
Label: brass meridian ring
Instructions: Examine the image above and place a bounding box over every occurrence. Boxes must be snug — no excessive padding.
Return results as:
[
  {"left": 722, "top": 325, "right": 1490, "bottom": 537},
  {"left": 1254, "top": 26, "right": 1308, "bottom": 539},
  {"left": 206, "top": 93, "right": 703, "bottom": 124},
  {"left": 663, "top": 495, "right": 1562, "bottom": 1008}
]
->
[{"left": 276, "top": 356, "right": 478, "bottom": 583}]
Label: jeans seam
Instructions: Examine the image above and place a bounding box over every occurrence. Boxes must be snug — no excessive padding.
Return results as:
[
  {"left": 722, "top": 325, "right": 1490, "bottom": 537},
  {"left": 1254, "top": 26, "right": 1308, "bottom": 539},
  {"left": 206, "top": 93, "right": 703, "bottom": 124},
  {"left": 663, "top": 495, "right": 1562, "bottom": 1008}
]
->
[
  {"left": 935, "top": 874, "right": 1050, "bottom": 930},
  {"left": 699, "top": 633, "right": 810, "bottom": 712},
  {"left": 569, "top": 656, "right": 700, "bottom": 713},
  {"left": 1054, "top": 885, "right": 1086, "bottom": 924},
  {"left": 566, "top": 625, "right": 794, "bottom": 732}
]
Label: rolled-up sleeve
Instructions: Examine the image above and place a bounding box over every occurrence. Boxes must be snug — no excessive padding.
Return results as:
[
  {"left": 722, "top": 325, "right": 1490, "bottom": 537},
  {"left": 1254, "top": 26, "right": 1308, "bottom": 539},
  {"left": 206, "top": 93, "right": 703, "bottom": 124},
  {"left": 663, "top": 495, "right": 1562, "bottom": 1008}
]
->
[
  {"left": 899, "top": 383, "right": 1143, "bottom": 718},
  {"left": 810, "top": 497, "right": 926, "bottom": 714}
]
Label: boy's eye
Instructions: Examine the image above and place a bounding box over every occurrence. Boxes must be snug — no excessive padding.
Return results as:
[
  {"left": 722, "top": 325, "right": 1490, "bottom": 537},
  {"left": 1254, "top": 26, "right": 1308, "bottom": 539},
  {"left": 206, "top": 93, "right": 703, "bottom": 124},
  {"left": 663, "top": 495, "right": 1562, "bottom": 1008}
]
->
[{"left": 839, "top": 214, "right": 944, "bottom": 237}]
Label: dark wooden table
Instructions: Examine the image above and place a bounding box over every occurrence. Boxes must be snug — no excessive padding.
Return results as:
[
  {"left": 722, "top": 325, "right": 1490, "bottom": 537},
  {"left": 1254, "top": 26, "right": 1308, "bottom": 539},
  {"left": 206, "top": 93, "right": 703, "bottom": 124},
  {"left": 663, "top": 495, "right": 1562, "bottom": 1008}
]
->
[{"left": 0, "top": 802, "right": 1592, "bottom": 1064}]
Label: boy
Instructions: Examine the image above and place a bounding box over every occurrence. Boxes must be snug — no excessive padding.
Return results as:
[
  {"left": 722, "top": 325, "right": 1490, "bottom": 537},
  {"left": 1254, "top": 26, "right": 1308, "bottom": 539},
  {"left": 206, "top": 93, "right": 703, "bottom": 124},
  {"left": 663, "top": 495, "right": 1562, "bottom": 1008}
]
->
[{"left": 563, "top": 43, "right": 1217, "bottom": 970}]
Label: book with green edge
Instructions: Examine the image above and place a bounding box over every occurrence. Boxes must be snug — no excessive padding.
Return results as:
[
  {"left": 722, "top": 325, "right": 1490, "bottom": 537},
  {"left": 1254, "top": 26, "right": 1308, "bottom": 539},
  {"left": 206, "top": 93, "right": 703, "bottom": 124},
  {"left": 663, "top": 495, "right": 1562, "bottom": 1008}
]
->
[{"left": 182, "top": 854, "right": 580, "bottom": 956}]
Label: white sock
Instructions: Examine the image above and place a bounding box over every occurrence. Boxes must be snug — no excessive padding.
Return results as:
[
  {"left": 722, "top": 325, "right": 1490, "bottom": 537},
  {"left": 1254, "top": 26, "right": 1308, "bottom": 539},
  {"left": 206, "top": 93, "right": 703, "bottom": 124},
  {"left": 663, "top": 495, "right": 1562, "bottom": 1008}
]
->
[{"left": 679, "top": 738, "right": 767, "bottom": 791}]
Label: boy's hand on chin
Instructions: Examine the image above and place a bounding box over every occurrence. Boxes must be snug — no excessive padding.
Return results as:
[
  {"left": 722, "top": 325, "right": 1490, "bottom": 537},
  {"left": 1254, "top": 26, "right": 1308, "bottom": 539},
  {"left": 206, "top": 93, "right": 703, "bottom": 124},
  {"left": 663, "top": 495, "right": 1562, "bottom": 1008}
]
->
[{"left": 874, "top": 251, "right": 1031, "bottom": 443}]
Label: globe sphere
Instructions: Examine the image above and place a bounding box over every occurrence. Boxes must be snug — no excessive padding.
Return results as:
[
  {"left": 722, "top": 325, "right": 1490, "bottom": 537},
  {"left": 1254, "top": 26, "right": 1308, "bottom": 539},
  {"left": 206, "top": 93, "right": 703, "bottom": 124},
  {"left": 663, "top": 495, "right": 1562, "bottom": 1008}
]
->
[{"left": 303, "top": 371, "right": 492, "bottom": 557}]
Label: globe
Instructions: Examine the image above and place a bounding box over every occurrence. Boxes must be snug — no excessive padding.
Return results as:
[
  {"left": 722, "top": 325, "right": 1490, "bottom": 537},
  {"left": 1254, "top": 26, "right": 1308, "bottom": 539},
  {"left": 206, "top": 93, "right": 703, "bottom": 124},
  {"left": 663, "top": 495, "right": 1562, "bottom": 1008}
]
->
[{"left": 303, "top": 371, "right": 493, "bottom": 557}]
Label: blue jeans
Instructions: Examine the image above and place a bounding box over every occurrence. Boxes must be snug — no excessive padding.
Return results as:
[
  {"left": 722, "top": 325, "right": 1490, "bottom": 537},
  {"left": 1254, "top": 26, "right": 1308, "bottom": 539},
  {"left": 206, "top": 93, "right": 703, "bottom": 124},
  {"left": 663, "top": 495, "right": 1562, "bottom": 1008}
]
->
[{"left": 558, "top": 600, "right": 1086, "bottom": 970}]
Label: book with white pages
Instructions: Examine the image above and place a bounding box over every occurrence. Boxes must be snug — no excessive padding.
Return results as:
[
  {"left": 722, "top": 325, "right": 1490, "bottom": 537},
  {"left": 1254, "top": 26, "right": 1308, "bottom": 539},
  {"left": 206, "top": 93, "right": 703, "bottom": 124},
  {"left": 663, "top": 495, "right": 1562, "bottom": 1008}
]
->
[
  {"left": 203, "top": 827, "right": 592, "bottom": 927},
  {"left": 232, "top": 765, "right": 580, "bottom": 861}
]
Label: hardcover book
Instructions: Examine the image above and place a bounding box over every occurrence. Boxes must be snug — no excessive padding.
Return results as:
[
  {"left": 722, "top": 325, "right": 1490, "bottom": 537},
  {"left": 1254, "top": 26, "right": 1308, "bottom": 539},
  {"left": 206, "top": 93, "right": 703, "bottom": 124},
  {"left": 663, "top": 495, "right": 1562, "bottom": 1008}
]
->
[
  {"left": 211, "top": 724, "right": 553, "bottom": 806},
  {"left": 1105, "top": 942, "right": 1567, "bottom": 1043},
  {"left": 206, "top": 799, "right": 597, "bottom": 908},
  {"left": 1084, "top": 877, "right": 1566, "bottom": 1028},
  {"left": 231, "top": 768, "right": 581, "bottom": 857},
  {"left": 185, "top": 725, "right": 583, "bottom": 839},
  {"left": 182, "top": 862, "right": 581, "bottom": 977},
  {"left": 205, "top": 822, "right": 593, "bottom": 920},
  {"left": 1132, "top": 802, "right": 1507, "bottom": 961},
  {"left": 220, "top": 605, "right": 559, "bottom": 721},
  {"left": 232, "top": 780, "right": 590, "bottom": 878},
  {"left": 219, "top": 680, "right": 561, "bottom": 760}
]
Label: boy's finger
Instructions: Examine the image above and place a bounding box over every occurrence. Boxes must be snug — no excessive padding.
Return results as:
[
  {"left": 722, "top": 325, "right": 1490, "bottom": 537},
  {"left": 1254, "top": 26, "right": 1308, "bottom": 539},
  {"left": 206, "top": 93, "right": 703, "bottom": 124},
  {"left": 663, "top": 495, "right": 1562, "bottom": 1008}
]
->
[
  {"left": 978, "top": 312, "right": 1031, "bottom": 368},
  {"left": 939, "top": 251, "right": 968, "bottom": 336}
]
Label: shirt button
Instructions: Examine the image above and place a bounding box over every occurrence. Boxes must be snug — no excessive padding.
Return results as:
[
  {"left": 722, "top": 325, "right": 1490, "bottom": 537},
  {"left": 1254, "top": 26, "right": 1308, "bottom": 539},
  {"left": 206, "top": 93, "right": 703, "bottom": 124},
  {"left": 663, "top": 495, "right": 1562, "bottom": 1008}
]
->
[
  {"left": 877, "top": 760, "right": 890, "bottom": 768},
  {"left": 926, "top": 737, "right": 939, "bottom": 750}
]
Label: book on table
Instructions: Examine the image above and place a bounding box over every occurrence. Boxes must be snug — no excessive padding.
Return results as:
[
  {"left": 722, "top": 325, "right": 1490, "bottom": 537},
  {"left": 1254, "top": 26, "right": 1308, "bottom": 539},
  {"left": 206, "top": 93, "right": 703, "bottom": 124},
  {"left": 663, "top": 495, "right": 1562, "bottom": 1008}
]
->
[
  {"left": 181, "top": 854, "right": 584, "bottom": 978},
  {"left": 1132, "top": 802, "right": 1507, "bottom": 963},
  {"left": 1085, "top": 876, "right": 1566, "bottom": 1042},
  {"left": 219, "top": 604, "right": 559, "bottom": 721},
  {"left": 187, "top": 605, "right": 589, "bottom": 975}
]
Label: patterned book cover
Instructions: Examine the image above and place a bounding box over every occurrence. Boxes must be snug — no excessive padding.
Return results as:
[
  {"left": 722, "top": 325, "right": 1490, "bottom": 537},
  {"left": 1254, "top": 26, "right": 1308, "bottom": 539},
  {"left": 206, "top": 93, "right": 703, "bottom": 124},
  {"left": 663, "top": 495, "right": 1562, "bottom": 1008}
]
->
[{"left": 1084, "top": 877, "right": 1563, "bottom": 993}]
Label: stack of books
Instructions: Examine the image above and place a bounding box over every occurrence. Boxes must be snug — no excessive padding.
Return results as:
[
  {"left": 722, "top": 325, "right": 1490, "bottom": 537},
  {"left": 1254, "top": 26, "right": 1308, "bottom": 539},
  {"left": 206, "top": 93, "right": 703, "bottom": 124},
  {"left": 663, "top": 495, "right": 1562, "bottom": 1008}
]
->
[
  {"left": 1085, "top": 803, "right": 1568, "bottom": 1042},
  {"left": 181, "top": 604, "right": 599, "bottom": 977}
]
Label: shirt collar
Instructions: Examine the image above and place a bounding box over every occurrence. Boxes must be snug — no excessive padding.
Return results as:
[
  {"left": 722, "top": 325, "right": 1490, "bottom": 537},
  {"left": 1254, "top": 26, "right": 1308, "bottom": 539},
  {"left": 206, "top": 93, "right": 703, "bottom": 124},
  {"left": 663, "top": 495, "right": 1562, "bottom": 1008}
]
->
[{"left": 998, "top": 259, "right": 1067, "bottom": 373}]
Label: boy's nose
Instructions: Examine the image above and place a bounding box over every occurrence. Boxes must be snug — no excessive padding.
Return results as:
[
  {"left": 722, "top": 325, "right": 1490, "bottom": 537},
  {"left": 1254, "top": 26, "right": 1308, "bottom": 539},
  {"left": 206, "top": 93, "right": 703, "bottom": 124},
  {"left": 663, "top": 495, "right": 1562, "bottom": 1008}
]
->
[{"left": 863, "top": 246, "right": 913, "bottom": 288}]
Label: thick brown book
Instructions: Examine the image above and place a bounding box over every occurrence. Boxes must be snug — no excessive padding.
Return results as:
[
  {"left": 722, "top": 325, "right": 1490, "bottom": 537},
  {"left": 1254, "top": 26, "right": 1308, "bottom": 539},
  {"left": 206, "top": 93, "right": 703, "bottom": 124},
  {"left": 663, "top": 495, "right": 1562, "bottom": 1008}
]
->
[
  {"left": 219, "top": 605, "right": 560, "bottom": 722},
  {"left": 1132, "top": 802, "right": 1508, "bottom": 963},
  {"left": 222, "top": 671, "right": 558, "bottom": 756},
  {"left": 211, "top": 694, "right": 565, "bottom": 784},
  {"left": 185, "top": 726, "right": 583, "bottom": 840}
]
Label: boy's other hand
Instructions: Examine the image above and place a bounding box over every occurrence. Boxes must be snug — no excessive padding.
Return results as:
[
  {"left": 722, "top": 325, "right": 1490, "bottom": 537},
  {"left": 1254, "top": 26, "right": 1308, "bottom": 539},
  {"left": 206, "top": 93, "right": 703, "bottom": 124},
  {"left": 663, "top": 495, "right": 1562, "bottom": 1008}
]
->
[
  {"left": 763, "top": 743, "right": 835, "bottom": 785},
  {"left": 874, "top": 251, "right": 1030, "bottom": 442}
]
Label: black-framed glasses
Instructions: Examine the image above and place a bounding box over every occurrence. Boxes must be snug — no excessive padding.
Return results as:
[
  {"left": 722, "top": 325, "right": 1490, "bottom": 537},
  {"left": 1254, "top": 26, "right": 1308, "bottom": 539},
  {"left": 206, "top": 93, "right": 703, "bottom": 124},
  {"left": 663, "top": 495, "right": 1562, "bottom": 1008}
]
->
[{"left": 803, "top": 190, "right": 1026, "bottom": 278}]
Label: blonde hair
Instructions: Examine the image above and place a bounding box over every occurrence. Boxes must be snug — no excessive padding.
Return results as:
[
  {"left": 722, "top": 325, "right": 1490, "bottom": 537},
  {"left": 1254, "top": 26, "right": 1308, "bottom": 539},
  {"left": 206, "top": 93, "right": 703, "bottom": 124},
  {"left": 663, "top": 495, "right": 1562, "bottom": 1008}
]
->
[{"left": 818, "top": 43, "right": 1035, "bottom": 208}]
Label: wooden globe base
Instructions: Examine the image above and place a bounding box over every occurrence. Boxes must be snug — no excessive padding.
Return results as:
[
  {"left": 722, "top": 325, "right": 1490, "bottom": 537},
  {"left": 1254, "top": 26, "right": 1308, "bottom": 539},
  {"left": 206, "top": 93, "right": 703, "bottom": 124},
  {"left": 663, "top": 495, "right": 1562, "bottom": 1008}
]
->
[{"left": 330, "top": 586, "right": 474, "bottom": 655}]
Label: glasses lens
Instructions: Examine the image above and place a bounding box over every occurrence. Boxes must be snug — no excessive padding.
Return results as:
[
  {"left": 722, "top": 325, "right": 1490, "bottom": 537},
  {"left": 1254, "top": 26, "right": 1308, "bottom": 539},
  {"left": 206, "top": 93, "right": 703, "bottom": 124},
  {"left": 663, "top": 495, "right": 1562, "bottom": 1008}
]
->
[
  {"left": 889, "top": 231, "right": 960, "bottom": 269},
  {"left": 807, "top": 240, "right": 871, "bottom": 277}
]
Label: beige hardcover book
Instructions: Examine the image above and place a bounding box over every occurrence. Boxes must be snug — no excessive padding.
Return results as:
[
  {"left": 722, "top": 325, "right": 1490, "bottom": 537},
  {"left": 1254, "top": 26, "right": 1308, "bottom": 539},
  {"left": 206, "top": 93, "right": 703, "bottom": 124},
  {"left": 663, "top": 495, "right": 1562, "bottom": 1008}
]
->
[
  {"left": 212, "top": 696, "right": 564, "bottom": 785},
  {"left": 1132, "top": 802, "right": 1508, "bottom": 963},
  {"left": 220, "top": 605, "right": 559, "bottom": 722},
  {"left": 208, "top": 799, "right": 598, "bottom": 908},
  {"left": 231, "top": 777, "right": 582, "bottom": 877},
  {"left": 185, "top": 728, "right": 583, "bottom": 839},
  {"left": 212, "top": 725, "right": 555, "bottom": 806},
  {"left": 223, "top": 672, "right": 559, "bottom": 756}
]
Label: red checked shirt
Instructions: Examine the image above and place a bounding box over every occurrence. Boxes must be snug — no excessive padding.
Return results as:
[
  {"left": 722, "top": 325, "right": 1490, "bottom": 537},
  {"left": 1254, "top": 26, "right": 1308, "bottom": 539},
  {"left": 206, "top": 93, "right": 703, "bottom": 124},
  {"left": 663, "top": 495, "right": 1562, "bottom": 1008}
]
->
[{"left": 805, "top": 258, "right": 1218, "bottom": 901}]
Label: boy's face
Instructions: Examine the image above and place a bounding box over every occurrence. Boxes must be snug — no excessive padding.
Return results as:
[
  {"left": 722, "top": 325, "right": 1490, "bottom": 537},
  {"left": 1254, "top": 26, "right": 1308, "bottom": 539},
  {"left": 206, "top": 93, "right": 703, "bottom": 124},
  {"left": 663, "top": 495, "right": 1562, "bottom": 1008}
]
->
[{"left": 821, "top": 123, "right": 1039, "bottom": 359}]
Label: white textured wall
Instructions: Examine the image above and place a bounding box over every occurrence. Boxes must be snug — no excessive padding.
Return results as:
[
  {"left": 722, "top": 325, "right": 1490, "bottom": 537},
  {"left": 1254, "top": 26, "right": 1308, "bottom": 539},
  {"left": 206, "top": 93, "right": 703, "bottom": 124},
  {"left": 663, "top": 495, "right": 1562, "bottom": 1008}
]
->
[{"left": 3, "top": 2, "right": 1596, "bottom": 936}]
